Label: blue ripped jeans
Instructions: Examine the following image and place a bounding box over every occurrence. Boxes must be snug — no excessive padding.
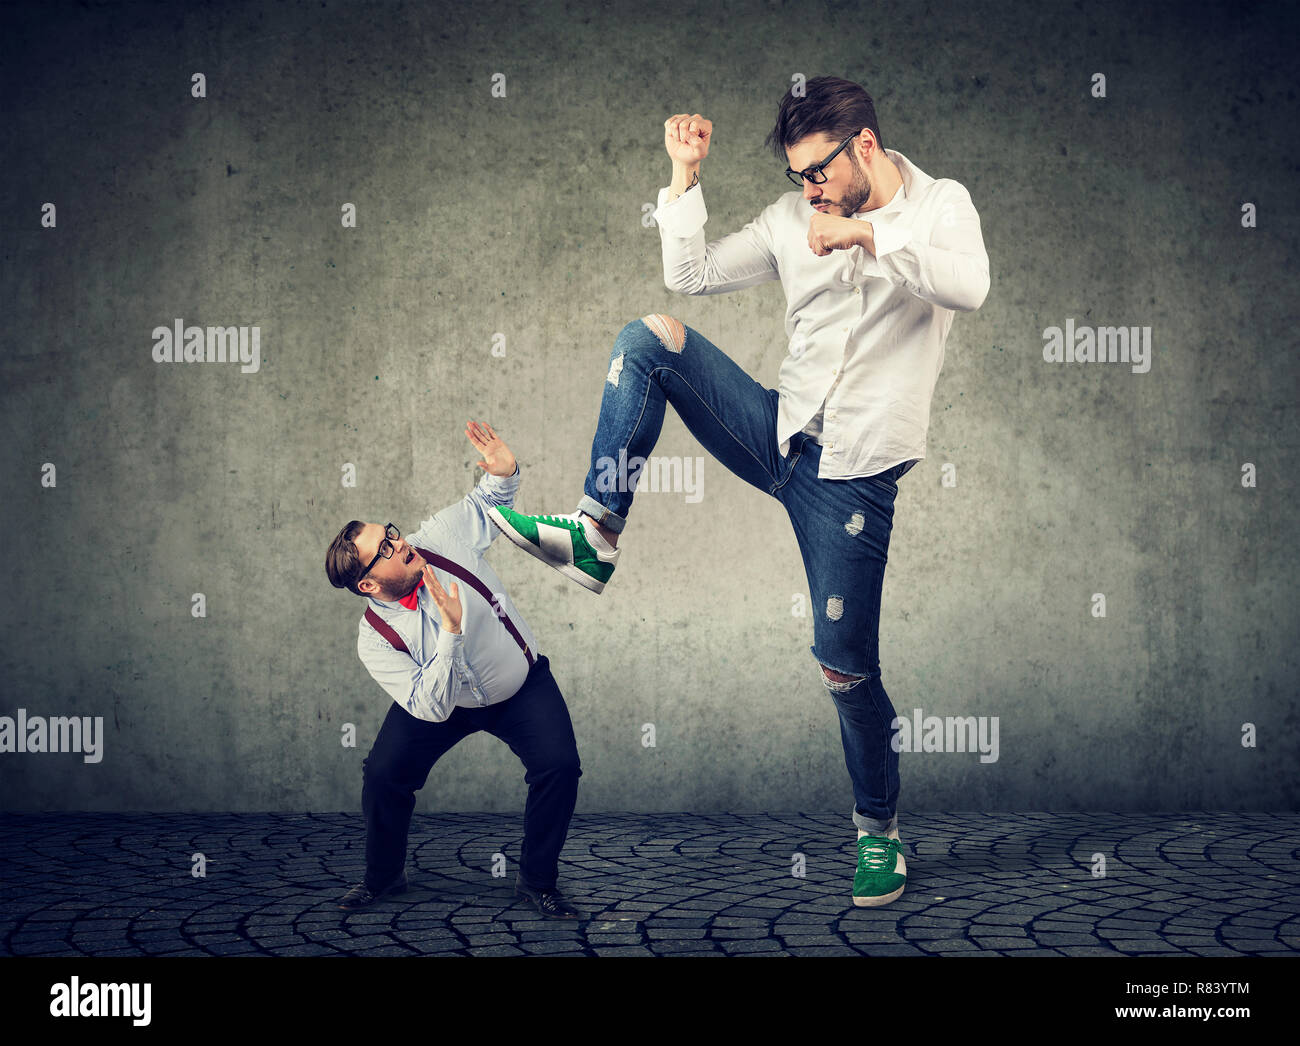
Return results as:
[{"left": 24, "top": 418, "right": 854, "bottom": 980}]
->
[{"left": 575, "top": 317, "right": 916, "bottom": 835}]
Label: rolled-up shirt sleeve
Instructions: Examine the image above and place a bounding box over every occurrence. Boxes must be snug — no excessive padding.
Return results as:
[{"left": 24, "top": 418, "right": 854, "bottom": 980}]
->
[
  {"left": 653, "top": 185, "right": 780, "bottom": 296},
  {"left": 852, "top": 182, "right": 990, "bottom": 312},
  {"left": 358, "top": 624, "right": 465, "bottom": 723},
  {"left": 419, "top": 464, "right": 520, "bottom": 557}
]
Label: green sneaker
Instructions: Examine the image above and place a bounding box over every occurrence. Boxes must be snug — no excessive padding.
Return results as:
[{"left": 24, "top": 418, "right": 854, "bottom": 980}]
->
[
  {"left": 488, "top": 507, "right": 620, "bottom": 594},
  {"left": 852, "top": 830, "right": 907, "bottom": 907}
]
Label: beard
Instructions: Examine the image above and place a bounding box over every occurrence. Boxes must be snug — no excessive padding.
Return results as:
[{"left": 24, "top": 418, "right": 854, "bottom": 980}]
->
[
  {"left": 377, "top": 555, "right": 421, "bottom": 600},
  {"left": 831, "top": 154, "right": 873, "bottom": 216}
]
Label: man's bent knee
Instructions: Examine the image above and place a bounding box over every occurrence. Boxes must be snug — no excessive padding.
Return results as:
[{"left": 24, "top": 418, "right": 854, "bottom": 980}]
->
[
  {"left": 530, "top": 758, "right": 583, "bottom": 781},
  {"left": 820, "top": 664, "right": 865, "bottom": 694},
  {"left": 641, "top": 313, "right": 685, "bottom": 352}
]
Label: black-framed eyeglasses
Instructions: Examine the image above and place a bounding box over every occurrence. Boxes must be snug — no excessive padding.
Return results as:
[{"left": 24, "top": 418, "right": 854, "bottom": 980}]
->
[
  {"left": 357, "top": 523, "right": 399, "bottom": 582},
  {"left": 784, "top": 133, "right": 858, "bottom": 186}
]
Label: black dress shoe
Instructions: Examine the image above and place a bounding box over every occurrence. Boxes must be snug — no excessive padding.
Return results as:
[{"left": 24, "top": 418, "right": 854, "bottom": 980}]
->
[
  {"left": 515, "top": 875, "right": 585, "bottom": 920},
  {"left": 337, "top": 871, "right": 408, "bottom": 909}
]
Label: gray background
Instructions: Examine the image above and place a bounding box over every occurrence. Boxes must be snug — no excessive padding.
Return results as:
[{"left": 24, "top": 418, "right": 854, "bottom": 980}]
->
[{"left": 1, "top": 0, "right": 1296, "bottom": 813}]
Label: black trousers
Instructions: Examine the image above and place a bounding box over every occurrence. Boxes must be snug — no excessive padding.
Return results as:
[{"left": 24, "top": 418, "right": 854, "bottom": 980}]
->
[{"left": 361, "top": 654, "right": 581, "bottom": 892}]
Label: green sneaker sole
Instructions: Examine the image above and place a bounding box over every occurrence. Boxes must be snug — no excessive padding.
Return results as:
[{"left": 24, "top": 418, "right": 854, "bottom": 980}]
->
[{"left": 852, "top": 880, "right": 906, "bottom": 907}]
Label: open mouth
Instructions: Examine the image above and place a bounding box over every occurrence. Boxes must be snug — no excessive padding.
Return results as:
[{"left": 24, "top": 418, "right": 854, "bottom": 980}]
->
[{"left": 405, "top": 550, "right": 415, "bottom": 564}]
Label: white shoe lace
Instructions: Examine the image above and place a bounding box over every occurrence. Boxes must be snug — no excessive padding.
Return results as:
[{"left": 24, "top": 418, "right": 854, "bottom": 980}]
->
[{"left": 857, "top": 835, "right": 900, "bottom": 870}]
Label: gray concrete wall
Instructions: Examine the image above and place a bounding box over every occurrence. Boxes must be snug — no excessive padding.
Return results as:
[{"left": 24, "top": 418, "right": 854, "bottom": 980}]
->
[{"left": 1, "top": 0, "right": 1296, "bottom": 813}]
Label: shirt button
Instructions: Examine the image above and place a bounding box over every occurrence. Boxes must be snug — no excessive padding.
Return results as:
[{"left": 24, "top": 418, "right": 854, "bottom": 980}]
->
[
  {"left": 831, "top": 368, "right": 838, "bottom": 376},
  {"left": 827, "top": 409, "right": 836, "bottom": 419},
  {"left": 853, "top": 287, "right": 861, "bottom": 295}
]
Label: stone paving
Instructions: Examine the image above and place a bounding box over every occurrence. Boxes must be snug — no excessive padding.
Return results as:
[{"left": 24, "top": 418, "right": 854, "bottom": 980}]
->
[{"left": 0, "top": 812, "right": 1295, "bottom": 957}]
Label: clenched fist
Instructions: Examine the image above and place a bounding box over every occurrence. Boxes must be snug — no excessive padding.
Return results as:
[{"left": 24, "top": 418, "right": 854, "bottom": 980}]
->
[
  {"left": 807, "top": 212, "right": 872, "bottom": 257},
  {"left": 664, "top": 113, "right": 712, "bottom": 165}
]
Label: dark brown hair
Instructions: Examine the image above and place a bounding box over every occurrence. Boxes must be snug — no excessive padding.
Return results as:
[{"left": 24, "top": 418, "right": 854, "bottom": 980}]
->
[
  {"left": 764, "top": 76, "right": 886, "bottom": 164},
  {"left": 325, "top": 520, "right": 368, "bottom": 596}
]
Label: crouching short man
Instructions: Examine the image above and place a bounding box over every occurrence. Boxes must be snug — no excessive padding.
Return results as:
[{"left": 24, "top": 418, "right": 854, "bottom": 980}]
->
[{"left": 325, "top": 420, "right": 584, "bottom": 919}]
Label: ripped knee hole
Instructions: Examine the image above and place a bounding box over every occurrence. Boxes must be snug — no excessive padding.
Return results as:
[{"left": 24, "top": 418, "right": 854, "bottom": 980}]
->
[
  {"left": 642, "top": 314, "right": 685, "bottom": 352},
  {"left": 820, "top": 664, "right": 865, "bottom": 692}
]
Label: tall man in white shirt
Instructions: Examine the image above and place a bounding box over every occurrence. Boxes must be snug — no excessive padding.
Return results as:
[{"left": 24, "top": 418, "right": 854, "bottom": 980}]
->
[
  {"left": 490, "top": 77, "right": 990, "bottom": 907},
  {"left": 326, "top": 421, "right": 584, "bottom": 919}
]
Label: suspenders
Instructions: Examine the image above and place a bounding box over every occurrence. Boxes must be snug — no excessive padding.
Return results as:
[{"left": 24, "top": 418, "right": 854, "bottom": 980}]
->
[{"left": 363, "top": 546, "right": 535, "bottom": 667}]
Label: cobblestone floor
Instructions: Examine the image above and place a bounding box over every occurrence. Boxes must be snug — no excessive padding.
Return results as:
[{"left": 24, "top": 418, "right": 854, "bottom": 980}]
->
[{"left": 1, "top": 812, "right": 1296, "bottom": 957}]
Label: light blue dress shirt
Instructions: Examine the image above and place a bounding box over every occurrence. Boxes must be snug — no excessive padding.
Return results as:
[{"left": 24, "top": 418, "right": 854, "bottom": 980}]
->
[{"left": 356, "top": 465, "right": 538, "bottom": 723}]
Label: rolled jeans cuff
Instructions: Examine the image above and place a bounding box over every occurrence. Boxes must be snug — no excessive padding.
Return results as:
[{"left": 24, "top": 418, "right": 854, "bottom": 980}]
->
[
  {"left": 853, "top": 808, "right": 898, "bottom": 836},
  {"left": 576, "top": 495, "right": 627, "bottom": 535}
]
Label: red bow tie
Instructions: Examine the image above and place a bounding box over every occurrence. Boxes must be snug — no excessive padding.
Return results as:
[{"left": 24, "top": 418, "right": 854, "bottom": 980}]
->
[{"left": 398, "top": 575, "right": 424, "bottom": 610}]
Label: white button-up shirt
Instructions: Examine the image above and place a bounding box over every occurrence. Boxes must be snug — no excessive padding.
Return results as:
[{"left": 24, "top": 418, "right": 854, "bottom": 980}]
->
[
  {"left": 357, "top": 466, "right": 538, "bottom": 723},
  {"left": 652, "top": 148, "right": 989, "bottom": 479}
]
